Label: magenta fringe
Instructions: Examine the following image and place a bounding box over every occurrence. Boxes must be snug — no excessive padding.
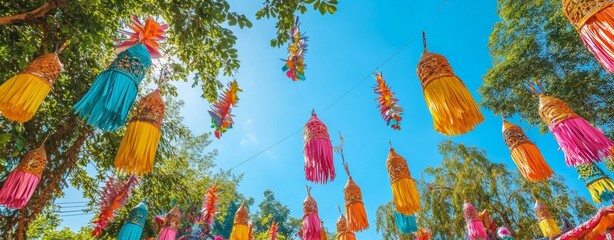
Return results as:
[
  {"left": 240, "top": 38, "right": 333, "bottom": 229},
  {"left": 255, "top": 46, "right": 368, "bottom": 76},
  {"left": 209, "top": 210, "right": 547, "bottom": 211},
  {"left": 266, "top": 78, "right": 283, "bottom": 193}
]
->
[
  {"left": 302, "top": 214, "right": 321, "bottom": 240},
  {"left": 579, "top": 7, "right": 614, "bottom": 73},
  {"left": 304, "top": 138, "right": 335, "bottom": 184},
  {"left": 467, "top": 220, "right": 488, "bottom": 240},
  {"left": 0, "top": 171, "right": 40, "bottom": 209},
  {"left": 158, "top": 227, "right": 177, "bottom": 240},
  {"left": 550, "top": 117, "right": 614, "bottom": 166}
]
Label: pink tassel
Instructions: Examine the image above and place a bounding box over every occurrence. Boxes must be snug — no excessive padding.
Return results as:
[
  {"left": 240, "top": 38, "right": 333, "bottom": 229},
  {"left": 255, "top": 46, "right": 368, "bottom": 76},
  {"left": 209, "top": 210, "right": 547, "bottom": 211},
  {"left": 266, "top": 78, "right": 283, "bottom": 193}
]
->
[
  {"left": 158, "top": 227, "right": 177, "bottom": 240},
  {"left": 0, "top": 145, "right": 47, "bottom": 209},
  {"left": 549, "top": 117, "right": 614, "bottom": 166},
  {"left": 303, "top": 186, "right": 322, "bottom": 240},
  {"left": 463, "top": 202, "right": 488, "bottom": 240},
  {"left": 303, "top": 110, "right": 335, "bottom": 184}
]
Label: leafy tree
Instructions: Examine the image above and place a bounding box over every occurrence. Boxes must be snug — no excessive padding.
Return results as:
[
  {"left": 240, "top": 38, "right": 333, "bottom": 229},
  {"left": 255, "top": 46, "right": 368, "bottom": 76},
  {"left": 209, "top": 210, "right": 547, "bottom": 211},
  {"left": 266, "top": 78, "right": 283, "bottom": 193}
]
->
[
  {"left": 251, "top": 190, "right": 301, "bottom": 240},
  {"left": 0, "top": 0, "right": 337, "bottom": 238},
  {"left": 480, "top": 0, "right": 614, "bottom": 137},
  {"left": 376, "top": 140, "right": 597, "bottom": 239}
]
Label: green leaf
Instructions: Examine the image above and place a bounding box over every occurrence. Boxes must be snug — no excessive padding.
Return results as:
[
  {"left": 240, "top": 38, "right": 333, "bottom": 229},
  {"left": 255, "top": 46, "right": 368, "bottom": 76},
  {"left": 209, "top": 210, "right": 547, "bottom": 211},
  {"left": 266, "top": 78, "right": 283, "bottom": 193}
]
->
[
  {"left": 313, "top": 0, "right": 321, "bottom": 10},
  {"left": 304, "top": 0, "right": 317, "bottom": 3},
  {"left": 319, "top": 2, "right": 327, "bottom": 15},
  {"left": 327, "top": 5, "right": 337, "bottom": 14},
  {"left": 0, "top": 133, "right": 11, "bottom": 144}
]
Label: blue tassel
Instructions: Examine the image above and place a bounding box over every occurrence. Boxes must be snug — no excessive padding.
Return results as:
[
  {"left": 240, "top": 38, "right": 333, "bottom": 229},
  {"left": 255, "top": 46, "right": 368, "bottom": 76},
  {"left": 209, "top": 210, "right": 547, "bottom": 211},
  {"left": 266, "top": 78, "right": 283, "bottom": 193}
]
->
[
  {"left": 73, "top": 44, "right": 151, "bottom": 131},
  {"left": 118, "top": 199, "right": 148, "bottom": 240},
  {"left": 117, "top": 223, "right": 143, "bottom": 240},
  {"left": 394, "top": 212, "right": 417, "bottom": 234}
]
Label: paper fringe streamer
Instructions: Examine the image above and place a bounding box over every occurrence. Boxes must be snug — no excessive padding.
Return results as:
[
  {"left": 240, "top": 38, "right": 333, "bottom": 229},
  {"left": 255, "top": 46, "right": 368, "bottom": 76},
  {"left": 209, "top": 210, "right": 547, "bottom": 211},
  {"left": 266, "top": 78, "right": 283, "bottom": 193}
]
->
[
  {"left": 373, "top": 72, "right": 403, "bottom": 130},
  {"left": 200, "top": 185, "right": 219, "bottom": 226},
  {"left": 209, "top": 80, "right": 242, "bottom": 139},
  {"left": 269, "top": 221, "right": 278, "bottom": 240},
  {"left": 92, "top": 174, "right": 140, "bottom": 237},
  {"left": 116, "top": 15, "right": 168, "bottom": 59},
  {"left": 282, "top": 17, "right": 308, "bottom": 81}
]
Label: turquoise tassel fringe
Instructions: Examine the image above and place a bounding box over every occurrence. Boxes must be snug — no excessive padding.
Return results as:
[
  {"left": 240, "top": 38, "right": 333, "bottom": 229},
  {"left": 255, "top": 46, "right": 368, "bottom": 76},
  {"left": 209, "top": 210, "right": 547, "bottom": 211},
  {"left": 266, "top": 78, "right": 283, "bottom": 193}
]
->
[
  {"left": 394, "top": 212, "right": 418, "bottom": 234},
  {"left": 73, "top": 44, "right": 151, "bottom": 131},
  {"left": 117, "top": 222, "right": 143, "bottom": 240}
]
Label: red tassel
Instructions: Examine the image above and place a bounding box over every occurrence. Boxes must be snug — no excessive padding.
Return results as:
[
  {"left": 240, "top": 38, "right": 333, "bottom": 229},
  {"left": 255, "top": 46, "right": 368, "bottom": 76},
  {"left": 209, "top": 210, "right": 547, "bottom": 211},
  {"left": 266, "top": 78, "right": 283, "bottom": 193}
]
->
[
  {"left": 0, "top": 145, "right": 47, "bottom": 209},
  {"left": 92, "top": 174, "right": 140, "bottom": 237},
  {"left": 303, "top": 110, "right": 335, "bottom": 184}
]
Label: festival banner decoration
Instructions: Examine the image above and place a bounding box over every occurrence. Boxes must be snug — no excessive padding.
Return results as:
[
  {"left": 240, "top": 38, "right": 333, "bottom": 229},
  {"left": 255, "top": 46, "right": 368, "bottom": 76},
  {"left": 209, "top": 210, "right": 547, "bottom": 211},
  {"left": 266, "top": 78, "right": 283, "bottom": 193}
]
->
[
  {"left": 385, "top": 144, "right": 421, "bottom": 215},
  {"left": 373, "top": 72, "right": 403, "bottom": 130},
  {"left": 92, "top": 174, "right": 140, "bottom": 237},
  {"left": 334, "top": 133, "right": 368, "bottom": 231},
  {"left": 282, "top": 17, "right": 308, "bottom": 81},
  {"left": 117, "top": 199, "right": 148, "bottom": 240},
  {"left": 575, "top": 163, "right": 614, "bottom": 203},
  {"left": 303, "top": 110, "right": 335, "bottom": 184},
  {"left": 533, "top": 198, "right": 561, "bottom": 238},
  {"left": 502, "top": 119, "right": 553, "bottom": 181},
  {"left": 208, "top": 80, "right": 241, "bottom": 139},
  {"left": 463, "top": 201, "right": 488, "bottom": 240},
  {"left": 336, "top": 208, "right": 356, "bottom": 240},
  {"left": 302, "top": 186, "right": 322, "bottom": 240},
  {"left": 230, "top": 201, "right": 250, "bottom": 240},
  {"left": 0, "top": 144, "right": 47, "bottom": 209},
  {"left": 394, "top": 212, "right": 418, "bottom": 234},
  {"left": 156, "top": 204, "right": 183, "bottom": 240}
]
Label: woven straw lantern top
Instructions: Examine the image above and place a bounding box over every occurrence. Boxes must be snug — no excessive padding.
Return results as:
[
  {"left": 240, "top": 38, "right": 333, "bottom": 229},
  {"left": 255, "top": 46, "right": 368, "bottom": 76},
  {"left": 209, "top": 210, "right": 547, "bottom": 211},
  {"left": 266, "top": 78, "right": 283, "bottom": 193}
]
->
[
  {"left": 131, "top": 89, "right": 166, "bottom": 129},
  {"left": 534, "top": 199, "right": 553, "bottom": 221},
  {"left": 15, "top": 146, "right": 48, "bottom": 178},
  {"left": 463, "top": 202, "right": 479, "bottom": 222},
  {"left": 562, "top": 0, "right": 613, "bottom": 28},
  {"left": 344, "top": 177, "right": 363, "bottom": 206},
  {"left": 234, "top": 202, "right": 249, "bottom": 225},
  {"left": 502, "top": 120, "right": 532, "bottom": 150},
  {"left": 304, "top": 111, "right": 329, "bottom": 143},
  {"left": 21, "top": 53, "right": 63, "bottom": 86},
  {"left": 416, "top": 51, "right": 456, "bottom": 89},
  {"left": 303, "top": 192, "right": 319, "bottom": 217},
  {"left": 576, "top": 163, "right": 608, "bottom": 185},
  {"left": 538, "top": 95, "right": 579, "bottom": 125},
  {"left": 336, "top": 214, "right": 348, "bottom": 233},
  {"left": 127, "top": 200, "right": 149, "bottom": 227},
  {"left": 386, "top": 148, "right": 412, "bottom": 184}
]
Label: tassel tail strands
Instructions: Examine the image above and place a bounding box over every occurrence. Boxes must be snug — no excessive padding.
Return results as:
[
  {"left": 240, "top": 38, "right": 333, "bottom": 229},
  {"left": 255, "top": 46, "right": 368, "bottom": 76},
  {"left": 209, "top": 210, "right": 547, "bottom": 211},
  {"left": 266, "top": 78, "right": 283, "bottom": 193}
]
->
[
  {"left": 534, "top": 199, "right": 561, "bottom": 237},
  {"left": 156, "top": 205, "right": 182, "bottom": 240},
  {"left": 373, "top": 72, "right": 403, "bottom": 130},
  {"left": 114, "top": 89, "right": 165, "bottom": 175},
  {"left": 562, "top": 0, "right": 614, "bottom": 72},
  {"left": 386, "top": 147, "right": 421, "bottom": 215},
  {"left": 336, "top": 212, "right": 356, "bottom": 240},
  {"left": 303, "top": 110, "right": 335, "bottom": 184},
  {"left": 282, "top": 17, "right": 308, "bottom": 81},
  {"left": 538, "top": 94, "right": 614, "bottom": 166},
  {"left": 208, "top": 80, "right": 242, "bottom": 139},
  {"left": 502, "top": 120, "right": 553, "bottom": 181},
  {"left": 117, "top": 199, "right": 148, "bottom": 240},
  {"left": 92, "top": 174, "right": 140, "bottom": 237},
  {"left": 463, "top": 202, "right": 488, "bottom": 240},
  {"left": 576, "top": 163, "right": 614, "bottom": 203},
  {"left": 394, "top": 212, "right": 418, "bottom": 234},
  {"left": 416, "top": 32, "right": 484, "bottom": 136},
  {"left": 303, "top": 186, "right": 322, "bottom": 240},
  {"left": 0, "top": 146, "right": 47, "bottom": 209},
  {"left": 230, "top": 201, "right": 250, "bottom": 240}
]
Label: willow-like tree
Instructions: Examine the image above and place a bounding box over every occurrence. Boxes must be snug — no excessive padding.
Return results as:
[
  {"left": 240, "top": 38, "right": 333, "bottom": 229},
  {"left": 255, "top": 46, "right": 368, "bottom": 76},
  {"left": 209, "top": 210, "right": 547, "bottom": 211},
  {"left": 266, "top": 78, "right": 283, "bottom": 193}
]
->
[
  {"left": 0, "top": 1, "right": 337, "bottom": 239},
  {"left": 376, "top": 140, "right": 596, "bottom": 239},
  {"left": 480, "top": 0, "right": 614, "bottom": 137}
]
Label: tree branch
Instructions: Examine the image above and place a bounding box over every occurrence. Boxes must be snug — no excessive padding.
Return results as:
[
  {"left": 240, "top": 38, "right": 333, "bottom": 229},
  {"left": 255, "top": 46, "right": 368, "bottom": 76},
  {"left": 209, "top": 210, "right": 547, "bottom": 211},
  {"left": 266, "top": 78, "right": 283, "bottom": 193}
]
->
[{"left": 0, "top": 1, "right": 61, "bottom": 26}]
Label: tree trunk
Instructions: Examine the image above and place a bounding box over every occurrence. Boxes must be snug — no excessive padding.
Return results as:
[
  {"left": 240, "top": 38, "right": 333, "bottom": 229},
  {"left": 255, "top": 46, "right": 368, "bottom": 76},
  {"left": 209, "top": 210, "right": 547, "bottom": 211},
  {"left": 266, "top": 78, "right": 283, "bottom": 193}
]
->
[{"left": 0, "top": 0, "right": 62, "bottom": 26}]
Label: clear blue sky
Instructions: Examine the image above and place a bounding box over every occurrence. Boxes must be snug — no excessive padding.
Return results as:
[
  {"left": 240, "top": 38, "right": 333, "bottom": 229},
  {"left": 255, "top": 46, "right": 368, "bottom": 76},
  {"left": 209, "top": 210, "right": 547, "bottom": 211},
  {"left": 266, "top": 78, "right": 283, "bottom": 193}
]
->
[{"left": 59, "top": 0, "right": 603, "bottom": 238}]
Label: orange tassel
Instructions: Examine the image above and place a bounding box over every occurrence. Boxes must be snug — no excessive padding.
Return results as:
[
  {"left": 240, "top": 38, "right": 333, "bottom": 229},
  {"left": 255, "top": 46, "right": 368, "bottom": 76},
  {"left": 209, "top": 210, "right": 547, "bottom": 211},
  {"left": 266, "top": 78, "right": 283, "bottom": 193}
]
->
[
  {"left": 502, "top": 120, "right": 553, "bottom": 181},
  {"left": 342, "top": 163, "right": 369, "bottom": 231}
]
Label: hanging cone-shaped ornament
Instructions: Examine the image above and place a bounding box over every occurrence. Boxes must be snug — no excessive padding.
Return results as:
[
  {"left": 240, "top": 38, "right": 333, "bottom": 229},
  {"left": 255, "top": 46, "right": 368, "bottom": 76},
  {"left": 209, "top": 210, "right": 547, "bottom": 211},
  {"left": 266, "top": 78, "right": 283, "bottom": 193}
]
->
[
  {"left": 416, "top": 32, "right": 484, "bottom": 136},
  {"left": 230, "top": 201, "right": 250, "bottom": 240},
  {"left": 496, "top": 227, "right": 513, "bottom": 240},
  {"left": 562, "top": 0, "right": 614, "bottom": 72},
  {"left": 320, "top": 221, "right": 327, "bottom": 240},
  {"left": 303, "top": 110, "right": 335, "bottom": 184},
  {"left": 156, "top": 204, "right": 182, "bottom": 240},
  {"left": 538, "top": 94, "right": 614, "bottom": 166},
  {"left": 463, "top": 202, "right": 488, "bottom": 240},
  {"left": 336, "top": 212, "right": 356, "bottom": 240},
  {"left": 92, "top": 174, "right": 140, "bottom": 237},
  {"left": 502, "top": 119, "right": 553, "bottom": 181},
  {"left": 394, "top": 212, "right": 418, "bottom": 234},
  {"left": 534, "top": 199, "right": 561, "bottom": 237},
  {"left": 0, "top": 43, "right": 67, "bottom": 122},
  {"left": 342, "top": 163, "right": 369, "bottom": 232},
  {"left": 73, "top": 16, "right": 167, "bottom": 131},
  {"left": 114, "top": 89, "right": 165, "bottom": 175},
  {"left": 302, "top": 186, "right": 322, "bottom": 240},
  {"left": 117, "top": 199, "right": 148, "bottom": 240},
  {"left": 0, "top": 145, "right": 47, "bottom": 209},
  {"left": 414, "top": 228, "right": 432, "bottom": 240},
  {"left": 575, "top": 163, "right": 614, "bottom": 203},
  {"left": 385, "top": 147, "right": 420, "bottom": 215}
]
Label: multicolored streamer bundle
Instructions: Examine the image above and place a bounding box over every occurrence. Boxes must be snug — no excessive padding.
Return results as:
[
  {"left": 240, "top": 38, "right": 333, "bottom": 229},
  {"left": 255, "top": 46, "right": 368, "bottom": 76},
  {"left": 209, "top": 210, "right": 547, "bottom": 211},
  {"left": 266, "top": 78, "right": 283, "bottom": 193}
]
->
[
  {"left": 156, "top": 205, "right": 183, "bottom": 240},
  {"left": 502, "top": 119, "right": 553, "bottom": 182},
  {"left": 385, "top": 147, "right": 420, "bottom": 215},
  {"left": 302, "top": 186, "right": 322, "bottom": 240},
  {"left": 282, "top": 17, "right": 308, "bottom": 81},
  {"left": 414, "top": 228, "right": 432, "bottom": 240},
  {"left": 533, "top": 199, "right": 561, "bottom": 238},
  {"left": 393, "top": 212, "right": 418, "bottom": 234},
  {"left": 373, "top": 72, "right": 403, "bottom": 130},
  {"left": 0, "top": 42, "right": 67, "bottom": 122},
  {"left": 463, "top": 202, "right": 488, "bottom": 240},
  {"left": 575, "top": 163, "right": 614, "bottom": 203},
  {"left": 92, "top": 174, "right": 140, "bottom": 237},
  {"left": 269, "top": 221, "right": 278, "bottom": 240},
  {"left": 230, "top": 201, "right": 250, "bottom": 240},
  {"left": 0, "top": 145, "right": 47, "bottom": 209},
  {"left": 303, "top": 110, "right": 335, "bottom": 184},
  {"left": 200, "top": 185, "right": 219, "bottom": 226},
  {"left": 496, "top": 227, "right": 513, "bottom": 240},
  {"left": 538, "top": 94, "right": 614, "bottom": 166},
  {"left": 208, "top": 80, "right": 241, "bottom": 139},
  {"left": 342, "top": 163, "right": 369, "bottom": 232},
  {"left": 117, "top": 199, "right": 148, "bottom": 240},
  {"left": 336, "top": 212, "right": 356, "bottom": 240},
  {"left": 114, "top": 89, "right": 165, "bottom": 175},
  {"left": 562, "top": 0, "right": 614, "bottom": 72},
  {"left": 416, "top": 32, "right": 484, "bottom": 136},
  {"left": 73, "top": 16, "right": 166, "bottom": 131}
]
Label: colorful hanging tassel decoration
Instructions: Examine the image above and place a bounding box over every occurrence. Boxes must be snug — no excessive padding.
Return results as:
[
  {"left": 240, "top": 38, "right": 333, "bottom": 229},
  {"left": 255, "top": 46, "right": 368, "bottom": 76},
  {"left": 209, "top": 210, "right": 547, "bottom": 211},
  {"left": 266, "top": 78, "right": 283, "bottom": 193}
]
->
[
  {"left": 73, "top": 16, "right": 167, "bottom": 131},
  {"left": 200, "top": 185, "right": 219, "bottom": 226},
  {"left": 208, "top": 80, "right": 241, "bottom": 139},
  {"left": 496, "top": 227, "right": 513, "bottom": 240},
  {"left": 385, "top": 146, "right": 421, "bottom": 215},
  {"left": 334, "top": 134, "right": 368, "bottom": 232},
  {"left": 533, "top": 198, "right": 561, "bottom": 237},
  {"left": 114, "top": 89, "right": 165, "bottom": 175},
  {"left": 537, "top": 94, "right": 614, "bottom": 166},
  {"left": 92, "top": 174, "right": 140, "bottom": 237},
  {"left": 502, "top": 119, "right": 553, "bottom": 182},
  {"left": 0, "top": 145, "right": 47, "bottom": 209},
  {"left": 463, "top": 202, "right": 488, "bottom": 240},
  {"left": 414, "top": 228, "right": 432, "bottom": 240},
  {"left": 373, "top": 72, "right": 403, "bottom": 130},
  {"left": 230, "top": 201, "right": 250, "bottom": 240},
  {"left": 303, "top": 110, "right": 335, "bottom": 184},
  {"left": 303, "top": 186, "right": 322, "bottom": 240},
  {"left": 336, "top": 211, "right": 356, "bottom": 240},
  {"left": 117, "top": 199, "right": 149, "bottom": 240},
  {"left": 282, "top": 17, "right": 308, "bottom": 81},
  {"left": 576, "top": 163, "right": 614, "bottom": 203},
  {"left": 562, "top": 0, "right": 614, "bottom": 72},
  {"left": 394, "top": 212, "right": 418, "bottom": 234},
  {"left": 0, "top": 42, "right": 68, "bottom": 122},
  {"left": 320, "top": 221, "right": 327, "bottom": 240},
  {"left": 268, "top": 221, "right": 278, "bottom": 240},
  {"left": 416, "top": 32, "right": 484, "bottom": 136},
  {"left": 156, "top": 204, "right": 182, "bottom": 240}
]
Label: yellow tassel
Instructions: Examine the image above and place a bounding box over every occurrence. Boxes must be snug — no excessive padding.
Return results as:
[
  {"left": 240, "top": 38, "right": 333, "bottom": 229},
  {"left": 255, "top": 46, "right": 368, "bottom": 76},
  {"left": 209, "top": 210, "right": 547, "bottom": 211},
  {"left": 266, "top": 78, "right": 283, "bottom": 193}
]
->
[
  {"left": 0, "top": 74, "right": 52, "bottom": 122},
  {"left": 230, "top": 224, "right": 249, "bottom": 240},
  {"left": 338, "top": 232, "right": 356, "bottom": 240},
  {"left": 346, "top": 201, "right": 368, "bottom": 232},
  {"left": 538, "top": 218, "right": 561, "bottom": 237},
  {"left": 587, "top": 177, "right": 614, "bottom": 203},
  {"left": 114, "top": 120, "right": 161, "bottom": 175},
  {"left": 422, "top": 76, "right": 484, "bottom": 136},
  {"left": 391, "top": 178, "right": 421, "bottom": 215}
]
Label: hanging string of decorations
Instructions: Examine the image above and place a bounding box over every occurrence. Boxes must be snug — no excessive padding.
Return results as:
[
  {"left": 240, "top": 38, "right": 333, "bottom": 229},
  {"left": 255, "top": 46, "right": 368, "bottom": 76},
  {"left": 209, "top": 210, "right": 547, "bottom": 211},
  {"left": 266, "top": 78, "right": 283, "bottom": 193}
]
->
[
  {"left": 92, "top": 174, "right": 140, "bottom": 237},
  {"left": 282, "top": 17, "right": 308, "bottom": 81},
  {"left": 208, "top": 80, "right": 242, "bottom": 139},
  {"left": 373, "top": 72, "right": 403, "bottom": 130}
]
